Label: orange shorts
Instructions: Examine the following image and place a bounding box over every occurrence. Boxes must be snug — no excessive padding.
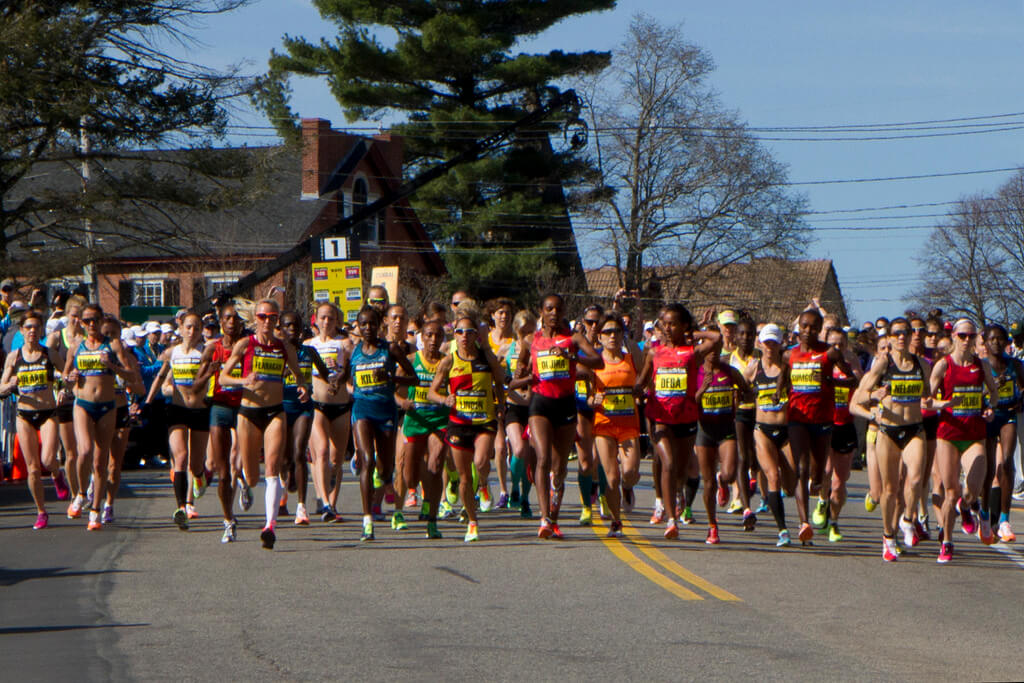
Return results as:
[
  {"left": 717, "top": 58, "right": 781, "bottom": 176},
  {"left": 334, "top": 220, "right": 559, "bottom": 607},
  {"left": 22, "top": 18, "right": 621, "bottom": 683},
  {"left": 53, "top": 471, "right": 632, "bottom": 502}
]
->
[{"left": 593, "top": 421, "right": 640, "bottom": 444}]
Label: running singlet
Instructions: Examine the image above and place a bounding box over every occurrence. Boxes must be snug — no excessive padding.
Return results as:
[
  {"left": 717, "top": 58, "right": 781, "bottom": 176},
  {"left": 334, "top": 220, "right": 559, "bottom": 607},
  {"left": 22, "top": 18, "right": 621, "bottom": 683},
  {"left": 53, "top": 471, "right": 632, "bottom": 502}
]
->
[
  {"left": 171, "top": 345, "right": 203, "bottom": 388},
  {"left": 14, "top": 349, "right": 54, "bottom": 394},
  {"left": 305, "top": 336, "right": 344, "bottom": 379},
  {"left": 284, "top": 345, "right": 313, "bottom": 402},
  {"left": 787, "top": 343, "right": 833, "bottom": 424},
  {"left": 408, "top": 352, "right": 448, "bottom": 419},
  {"left": 207, "top": 338, "right": 242, "bottom": 407},
  {"left": 698, "top": 366, "right": 735, "bottom": 423},
  {"left": 833, "top": 364, "right": 853, "bottom": 426},
  {"left": 754, "top": 363, "right": 787, "bottom": 414},
  {"left": 647, "top": 344, "right": 698, "bottom": 424},
  {"left": 730, "top": 350, "right": 756, "bottom": 411},
  {"left": 242, "top": 335, "right": 286, "bottom": 383},
  {"left": 937, "top": 356, "right": 985, "bottom": 442},
  {"left": 530, "top": 329, "right": 576, "bottom": 400},
  {"left": 990, "top": 355, "right": 1020, "bottom": 416},
  {"left": 448, "top": 350, "right": 496, "bottom": 426},
  {"left": 351, "top": 342, "right": 396, "bottom": 405},
  {"left": 74, "top": 338, "right": 116, "bottom": 377},
  {"left": 593, "top": 354, "right": 639, "bottom": 431},
  {"left": 883, "top": 355, "right": 925, "bottom": 406}
]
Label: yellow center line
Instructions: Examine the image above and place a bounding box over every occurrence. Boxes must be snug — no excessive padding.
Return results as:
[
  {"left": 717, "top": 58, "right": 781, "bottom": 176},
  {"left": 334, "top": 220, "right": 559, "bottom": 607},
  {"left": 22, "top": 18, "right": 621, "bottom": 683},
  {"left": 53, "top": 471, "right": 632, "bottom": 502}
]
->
[
  {"left": 590, "top": 521, "right": 702, "bottom": 601},
  {"left": 621, "top": 520, "right": 742, "bottom": 602}
]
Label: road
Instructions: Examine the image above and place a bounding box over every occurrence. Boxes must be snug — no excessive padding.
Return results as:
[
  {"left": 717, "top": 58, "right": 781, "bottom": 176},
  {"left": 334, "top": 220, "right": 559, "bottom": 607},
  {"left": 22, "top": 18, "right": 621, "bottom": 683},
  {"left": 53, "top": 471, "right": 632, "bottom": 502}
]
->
[{"left": 2, "top": 465, "right": 1022, "bottom": 682}]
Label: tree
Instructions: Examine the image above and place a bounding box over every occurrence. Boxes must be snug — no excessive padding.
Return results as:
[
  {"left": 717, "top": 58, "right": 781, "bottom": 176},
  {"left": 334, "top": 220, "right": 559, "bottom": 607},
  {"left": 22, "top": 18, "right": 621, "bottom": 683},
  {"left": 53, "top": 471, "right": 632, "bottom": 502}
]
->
[
  {"left": 578, "top": 15, "right": 808, "bottom": 311},
  {"left": 261, "top": 0, "right": 615, "bottom": 299},
  {"left": 1, "top": 1, "right": 262, "bottom": 282}
]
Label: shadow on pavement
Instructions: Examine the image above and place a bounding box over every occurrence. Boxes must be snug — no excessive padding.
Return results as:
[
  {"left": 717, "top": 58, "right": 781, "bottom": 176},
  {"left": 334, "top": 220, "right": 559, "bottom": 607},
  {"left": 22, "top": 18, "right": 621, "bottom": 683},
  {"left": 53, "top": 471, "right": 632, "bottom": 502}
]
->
[
  {"left": 0, "top": 566, "right": 135, "bottom": 587},
  {"left": 0, "top": 622, "right": 148, "bottom": 635}
]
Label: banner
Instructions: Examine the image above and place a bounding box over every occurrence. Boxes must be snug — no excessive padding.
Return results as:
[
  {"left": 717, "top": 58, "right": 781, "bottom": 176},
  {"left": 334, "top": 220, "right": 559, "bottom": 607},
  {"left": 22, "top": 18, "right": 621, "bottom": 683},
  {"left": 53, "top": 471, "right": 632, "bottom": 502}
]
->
[
  {"left": 312, "top": 260, "right": 363, "bottom": 322},
  {"left": 370, "top": 266, "right": 399, "bottom": 304}
]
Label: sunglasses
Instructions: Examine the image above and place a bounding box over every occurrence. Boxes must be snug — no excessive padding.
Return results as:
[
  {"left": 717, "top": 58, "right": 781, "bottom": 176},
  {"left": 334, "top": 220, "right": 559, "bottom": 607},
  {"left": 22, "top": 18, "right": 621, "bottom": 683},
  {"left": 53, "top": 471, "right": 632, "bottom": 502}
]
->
[
  {"left": 368, "top": 297, "right": 387, "bottom": 304},
  {"left": 451, "top": 300, "right": 464, "bottom": 307},
  {"left": 255, "top": 313, "right": 278, "bottom": 321},
  {"left": 406, "top": 330, "right": 416, "bottom": 336},
  {"left": 583, "top": 318, "right": 601, "bottom": 325},
  {"left": 891, "top": 329, "right": 910, "bottom": 337},
  {"left": 911, "top": 327, "right": 925, "bottom": 334},
  {"left": 925, "top": 331, "right": 939, "bottom": 336},
  {"left": 22, "top": 323, "right": 40, "bottom": 330},
  {"left": 81, "top": 317, "right": 100, "bottom": 324},
  {"left": 600, "top": 327, "right": 622, "bottom": 335},
  {"left": 955, "top": 332, "right": 973, "bottom": 340},
  {"left": 454, "top": 327, "right": 476, "bottom": 335}
]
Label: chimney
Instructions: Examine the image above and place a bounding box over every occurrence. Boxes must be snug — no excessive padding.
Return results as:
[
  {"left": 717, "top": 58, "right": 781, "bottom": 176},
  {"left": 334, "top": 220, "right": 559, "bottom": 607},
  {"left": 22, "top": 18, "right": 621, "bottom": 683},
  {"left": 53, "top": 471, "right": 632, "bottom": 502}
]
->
[{"left": 301, "top": 118, "right": 333, "bottom": 199}]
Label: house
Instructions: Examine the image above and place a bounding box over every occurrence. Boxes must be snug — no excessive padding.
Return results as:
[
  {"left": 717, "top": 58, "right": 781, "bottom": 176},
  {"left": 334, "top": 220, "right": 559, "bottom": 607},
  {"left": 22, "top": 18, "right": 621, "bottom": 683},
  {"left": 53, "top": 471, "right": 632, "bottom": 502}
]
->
[{"left": 585, "top": 258, "right": 849, "bottom": 326}]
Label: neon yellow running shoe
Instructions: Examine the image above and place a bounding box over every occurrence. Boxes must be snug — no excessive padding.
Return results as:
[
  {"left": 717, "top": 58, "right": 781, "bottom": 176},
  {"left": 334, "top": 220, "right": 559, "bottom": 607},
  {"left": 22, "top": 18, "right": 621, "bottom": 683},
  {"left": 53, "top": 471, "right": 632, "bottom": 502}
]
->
[
  {"left": 812, "top": 498, "right": 828, "bottom": 528},
  {"left": 372, "top": 468, "right": 384, "bottom": 489},
  {"left": 726, "top": 498, "right": 744, "bottom": 515},
  {"left": 828, "top": 523, "right": 843, "bottom": 543},
  {"left": 445, "top": 478, "right": 459, "bottom": 506},
  {"left": 579, "top": 505, "right": 593, "bottom": 526},
  {"left": 864, "top": 494, "right": 877, "bottom": 512},
  {"left": 391, "top": 510, "right": 408, "bottom": 531},
  {"left": 464, "top": 522, "right": 479, "bottom": 543}
]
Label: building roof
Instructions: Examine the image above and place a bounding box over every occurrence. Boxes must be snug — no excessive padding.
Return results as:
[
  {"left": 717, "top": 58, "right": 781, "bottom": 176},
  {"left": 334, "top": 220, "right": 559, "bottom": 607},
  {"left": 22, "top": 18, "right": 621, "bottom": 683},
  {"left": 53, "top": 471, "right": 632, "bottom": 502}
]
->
[{"left": 586, "top": 258, "right": 848, "bottom": 325}]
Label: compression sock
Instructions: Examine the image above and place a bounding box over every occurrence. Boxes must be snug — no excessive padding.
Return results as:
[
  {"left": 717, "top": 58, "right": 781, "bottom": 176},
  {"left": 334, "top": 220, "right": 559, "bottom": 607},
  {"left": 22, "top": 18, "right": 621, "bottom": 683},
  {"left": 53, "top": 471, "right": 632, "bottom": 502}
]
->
[
  {"left": 989, "top": 486, "right": 1003, "bottom": 522},
  {"left": 1000, "top": 511, "right": 1010, "bottom": 524},
  {"left": 579, "top": 473, "right": 594, "bottom": 505},
  {"left": 471, "top": 463, "right": 479, "bottom": 493},
  {"left": 173, "top": 471, "right": 188, "bottom": 508},
  {"left": 265, "top": 476, "right": 283, "bottom": 527},
  {"left": 767, "top": 490, "right": 786, "bottom": 531},
  {"left": 684, "top": 477, "right": 700, "bottom": 509},
  {"left": 510, "top": 456, "right": 525, "bottom": 490},
  {"left": 597, "top": 462, "right": 609, "bottom": 496}
]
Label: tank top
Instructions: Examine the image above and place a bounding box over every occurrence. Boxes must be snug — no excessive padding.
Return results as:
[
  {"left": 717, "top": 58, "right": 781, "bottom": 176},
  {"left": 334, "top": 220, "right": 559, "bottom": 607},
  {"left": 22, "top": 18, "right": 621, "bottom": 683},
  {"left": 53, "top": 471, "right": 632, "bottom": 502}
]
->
[
  {"left": 530, "top": 328, "right": 577, "bottom": 399},
  {"left": 74, "top": 337, "right": 116, "bottom": 377},
  {"left": 698, "top": 366, "right": 735, "bottom": 423},
  {"left": 832, "top": 364, "right": 853, "bottom": 426},
  {"left": 284, "top": 344, "right": 314, "bottom": 402},
  {"left": 408, "top": 351, "right": 447, "bottom": 417},
  {"left": 448, "top": 349, "right": 496, "bottom": 426},
  {"left": 937, "top": 356, "right": 985, "bottom": 442},
  {"left": 787, "top": 342, "right": 833, "bottom": 424},
  {"left": 351, "top": 341, "right": 396, "bottom": 405},
  {"left": 730, "top": 350, "right": 757, "bottom": 411},
  {"left": 754, "top": 362, "right": 788, "bottom": 415},
  {"left": 593, "top": 354, "right": 638, "bottom": 431},
  {"left": 242, "top": 335, "right": 286, "bottom": 384},
  {"left": 647, "top": 344, "right": 698, "bottom": 424},
  {"left": 14, "top": 348, "right": 54, "bottom": 394},
  {"left": 882, "top": 354, "right": 925, "bottom": 406},
  {"left": 305, "top": 336, "right": 344, "bottom": 379},
  {"left": 989, "top": 354, "right": 1020, "bottom": 415},
  {"left": 207, "top": 338, "right": 242, "bottom": 407},
  {"left": 170, "top": 344, "right": 203, "bottom": 388}
]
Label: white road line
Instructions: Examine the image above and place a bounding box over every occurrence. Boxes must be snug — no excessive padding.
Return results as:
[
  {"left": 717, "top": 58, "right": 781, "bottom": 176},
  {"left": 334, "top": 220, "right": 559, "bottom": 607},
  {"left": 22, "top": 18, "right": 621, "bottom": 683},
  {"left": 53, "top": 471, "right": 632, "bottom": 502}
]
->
[{"left": 991, "top": 542, "right": 1024, "bottom": 570}]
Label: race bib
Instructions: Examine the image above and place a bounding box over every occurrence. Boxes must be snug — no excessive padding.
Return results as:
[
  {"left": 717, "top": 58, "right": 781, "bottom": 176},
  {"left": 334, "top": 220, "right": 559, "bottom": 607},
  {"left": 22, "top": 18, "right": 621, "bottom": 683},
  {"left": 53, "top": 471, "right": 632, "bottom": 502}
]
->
[
  {"left": 890, "top": 379, "right": 922, "bottom": 403},
  {"left": 601, "top": 387, "right": 635, "bottom": 416},
  {"left": 791, "top": 362, "right": 821, "bottom": 393},
  {"left": 952, "top": 385, "right": 982, "bottom": 416},
  {"left": 655, "top": 368, "right": 687, "bottom": 397},
  {"left": 701, "top": 387, "right": 733, "bottom": 413},
  {"left": 537, "top": 352, "right": 570, "bottom": 380},
  {"left": 355, "top": 362, "right": 386, "bottom": 389},
  {"left": 834, "top": 386, "right": 850, "bottom": 408},
  {"left": 455, "top": 392, "right": 487, "bottom": 422}
]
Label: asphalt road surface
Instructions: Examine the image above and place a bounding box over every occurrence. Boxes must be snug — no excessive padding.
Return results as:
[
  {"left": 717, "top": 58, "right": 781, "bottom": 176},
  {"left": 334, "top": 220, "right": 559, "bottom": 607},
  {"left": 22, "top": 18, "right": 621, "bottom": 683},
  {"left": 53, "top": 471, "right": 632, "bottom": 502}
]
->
[{"left": 2, "top": 465, "right": 1023, "bottom": 682}]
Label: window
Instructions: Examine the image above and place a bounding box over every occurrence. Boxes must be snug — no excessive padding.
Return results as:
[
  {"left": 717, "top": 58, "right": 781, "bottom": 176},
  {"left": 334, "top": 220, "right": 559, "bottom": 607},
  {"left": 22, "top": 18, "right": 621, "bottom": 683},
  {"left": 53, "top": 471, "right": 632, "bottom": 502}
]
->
[
  {"left": 134, "top": 281, "right": 164, "bottom": 307},
  {"left": 351, "top": 177, "right": 382, "bottom": 245}
]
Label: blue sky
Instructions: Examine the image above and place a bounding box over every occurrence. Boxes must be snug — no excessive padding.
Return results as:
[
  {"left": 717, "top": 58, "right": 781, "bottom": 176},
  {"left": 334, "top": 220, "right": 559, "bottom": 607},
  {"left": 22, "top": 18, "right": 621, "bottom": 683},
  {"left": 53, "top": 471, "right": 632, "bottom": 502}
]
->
[{"left": 182, "top": 1, "right": 1024, "bottom": 323}]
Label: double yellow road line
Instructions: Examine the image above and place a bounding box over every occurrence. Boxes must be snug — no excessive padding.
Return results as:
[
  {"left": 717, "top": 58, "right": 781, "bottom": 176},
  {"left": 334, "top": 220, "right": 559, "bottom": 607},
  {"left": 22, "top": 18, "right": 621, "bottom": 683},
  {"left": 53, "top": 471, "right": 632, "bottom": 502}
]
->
[{"left": 593, "top": 520, "right": 741, "bottom": 602}]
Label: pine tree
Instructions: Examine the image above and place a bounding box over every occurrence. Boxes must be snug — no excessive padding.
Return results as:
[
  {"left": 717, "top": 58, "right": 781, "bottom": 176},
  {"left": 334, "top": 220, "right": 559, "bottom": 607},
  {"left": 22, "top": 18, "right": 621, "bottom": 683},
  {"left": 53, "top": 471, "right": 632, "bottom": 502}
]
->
[{"left": 263, "top": 0, "right": 615, "bottom": 300}]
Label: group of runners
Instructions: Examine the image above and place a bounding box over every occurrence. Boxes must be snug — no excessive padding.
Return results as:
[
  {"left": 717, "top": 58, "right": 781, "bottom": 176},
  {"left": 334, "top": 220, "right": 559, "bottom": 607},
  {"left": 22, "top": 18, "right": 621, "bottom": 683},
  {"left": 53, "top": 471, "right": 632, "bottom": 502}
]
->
[{"left": 2, "top": 284, "right": 1021, "bottom": 564}]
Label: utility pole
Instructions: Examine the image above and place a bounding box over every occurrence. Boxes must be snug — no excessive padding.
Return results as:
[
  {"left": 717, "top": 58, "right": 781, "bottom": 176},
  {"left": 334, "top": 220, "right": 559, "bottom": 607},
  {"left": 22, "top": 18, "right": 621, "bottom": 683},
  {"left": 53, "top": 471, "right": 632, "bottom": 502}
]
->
[{"left": 80, "top": 118, "right": 96, "bottom": 299}]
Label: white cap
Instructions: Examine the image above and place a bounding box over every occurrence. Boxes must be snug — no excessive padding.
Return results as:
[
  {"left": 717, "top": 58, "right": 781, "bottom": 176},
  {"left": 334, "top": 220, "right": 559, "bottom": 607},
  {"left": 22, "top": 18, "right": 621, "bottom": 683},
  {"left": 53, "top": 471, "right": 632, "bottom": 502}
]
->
[
  {"left": 643, "top": 320, "right": 654, "bottom": 332},
  {"left": 758, "top": 323, "right": 783, "bottom": 344},
  {"left": 160, "top": 323, "right": 173, "bottom": 334},
  {"left": 45, "top": 317, "right": 64, "bottom": 335},
  {"left": 120, "top": 329, "right": 136, "bottom": 346},
  {"left": 132, "top": 325, "right": 146, "bottom": 338},
  {"left": 144, "top": 321, "right": 160, "bottom": 334}
]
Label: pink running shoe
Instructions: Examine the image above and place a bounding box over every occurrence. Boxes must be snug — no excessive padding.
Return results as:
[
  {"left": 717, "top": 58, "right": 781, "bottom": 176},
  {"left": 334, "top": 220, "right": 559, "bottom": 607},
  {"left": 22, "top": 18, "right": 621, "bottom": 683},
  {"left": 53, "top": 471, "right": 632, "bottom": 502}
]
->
[
  {"left": 33, "top": 511, "right": 49, "bottom": 530},
  {"left": 53, "top": 470, "right": 70, "bottom": 501}
]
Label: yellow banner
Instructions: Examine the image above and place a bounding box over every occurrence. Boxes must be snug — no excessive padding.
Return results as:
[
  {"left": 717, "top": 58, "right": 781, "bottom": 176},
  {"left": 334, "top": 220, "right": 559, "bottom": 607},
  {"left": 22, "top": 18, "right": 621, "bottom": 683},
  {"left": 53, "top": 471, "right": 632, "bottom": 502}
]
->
[{"left": 312, "top": 260, "right": 363, "bottom": 323}]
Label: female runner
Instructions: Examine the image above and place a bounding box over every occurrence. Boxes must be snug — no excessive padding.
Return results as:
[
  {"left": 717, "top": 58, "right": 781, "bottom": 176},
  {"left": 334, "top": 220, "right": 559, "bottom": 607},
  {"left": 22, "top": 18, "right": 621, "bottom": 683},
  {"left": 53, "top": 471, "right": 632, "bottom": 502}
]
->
[
  {"left": 634, "top": 304, "right": 720, "bottom": 540},
  {"left": 397, "top": 320, "right": 449, "bottom": 538},
  {"left": 982, "top": 324, "right": 1023, "bottom": 543},
  {"left": 574, "top": 304, "right": 603, "bottom": 524},
  {"left": 100, "top": 316, "right": 144, "bottom": 523},
  {"left": 512, "top": 293, "right": 603, "bottom": 539},
  {"left": 47, "top": 298, "right": 82, "bottom": 512},
  {"left": 729, "top": 320, "right": 760, "bottom": 515},
  {"left": 777, "top": 309, "right": 857, "bottom": 545},
  {"left": 146, "top": 312, "right": 213, "bottom": 530},
  {"left": 504, "top": 310, "right": 537, "bottom": 519},
  {"left": 305, "top": 302, "right": 352, "bottom": 523},
  {"left": 929, "top": 318, "right": 1001, "bottom": 563},
  {"left": 695, "top": 340, "right": 754, "bottom": 543},
  {"left": 62, "top": 303, "right": 137, "bottom": 531},
  {"left": 0, "top": 311, "right": 65, "bottom": 528},
  {"left": 742, "top": 324, "right": 795, "bottom": 546},
  {"left": 349, "top": 305, "right": 416, "bottom": 541},
  {"left": 219, "top": 299, "right": 310, "bottom": 549},
  {"left": 487, "top": 298, "right": 516, "bottom": 508},
  {"left": 588, "top": 313, "right": 642, "bottom": 536},
  {"left": 428, "top": 309, "right": 505, "bottom": 542},
  {"left": 851, "top": 318, "right": 931, "bottom": 561}
]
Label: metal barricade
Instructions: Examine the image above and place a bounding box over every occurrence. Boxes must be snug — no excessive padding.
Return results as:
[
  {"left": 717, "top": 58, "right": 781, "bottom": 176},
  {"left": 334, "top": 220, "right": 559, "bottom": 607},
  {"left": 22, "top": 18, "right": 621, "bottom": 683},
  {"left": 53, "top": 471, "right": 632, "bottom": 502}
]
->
[{"left": 0, "top": 394, "right": 15, "bottom": 477}]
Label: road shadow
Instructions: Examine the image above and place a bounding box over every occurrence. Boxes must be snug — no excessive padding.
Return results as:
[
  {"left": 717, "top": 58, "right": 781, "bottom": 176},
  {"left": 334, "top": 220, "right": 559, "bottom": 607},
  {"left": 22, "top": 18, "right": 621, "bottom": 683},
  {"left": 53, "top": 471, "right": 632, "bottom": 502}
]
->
[
  {"left": 0, "top": 622, "right": 148, "bottom": 636},
  {"left": 0, "top": 566, "right": 135, "bottom": 587}
]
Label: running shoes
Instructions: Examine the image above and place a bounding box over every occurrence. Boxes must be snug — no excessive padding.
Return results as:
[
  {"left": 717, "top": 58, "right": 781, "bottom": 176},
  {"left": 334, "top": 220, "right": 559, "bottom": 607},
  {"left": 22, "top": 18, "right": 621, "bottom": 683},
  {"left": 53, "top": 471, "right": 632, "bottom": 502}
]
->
[
  {"left": 681, "top": 506, "right": 694, "bottom": 525},
  {"left": 664, "top": 519, "right": 679, "bottom": 540},
  {"left": 579, "top": 505, "right": 593, "bottom": 526},
  {"left": 479, "top": 486, "right": 493, "bottom": 512},
  {"left": 53, "top": 470, "right": 70, "bottom": 501},
  {"left": 706, "top": 525, "right": 720, "bottom": 545},
  {"left": 798, "top": 522, "right": 813, "bottom": 544},
  {"left": 649, "top": 501, "right": 666, "bottom": 525},
  {"left": 957, "top": 498, "right": 976, "bottom": 535},
  {"left": 828, "top": 523, "right": 843, "bottom": 543},
  {"left": 391, "top": 510, "right": 408, "bottom": 531},
  {"left": 260, "top": 525, "right": 276, "bottom": 550},
  {"left": 464, "top": 522, "right": 479, "bottom": 543},
  {"left": 538, "top": 518, "right": 554, "bottom": 539},
  {"left": 742, "top": 509, "right": 757, "bottom": 531},
  {"left": 361, "top": 520, "right": 374, "bottom": 542},
  {"left": 173, "top": 507, "right": 189, "bottom": 530},
  {"left": 622, "top": 487, "right": 635, "bottom": 513},
  {"left": 883, "top": 536, "right": 898, "bottom": 562},
  {"left": 606, "top": 521, "right": 623, "bottom": 538},
  {"left": 193, "top": 471, "right": 208, "bottom": 499},
  {"left": 294, "top": 503, "right": 310, "bottom": 526},
  {"left": 864, "top": 494, "right": 877, "bottom": 512},
  {"left": 998, "top": 521, "right": 1016, "bottom": 543},
  {"left": 221, "top": 519, "right": 237, "bottom": 544},
  {"left": 426, "top": 521, "right": 442, "bottom": 539},
  {"left": 716, "top": 474, "right": 728, "bottom": 507},
  {"left": 102, "top": 504, "right": 114, "bottom": 524},
  {"left": 321, "top": 504, "right": 337, "bottom": 523},
  {"left": 726, "top": 499, "right": 744, "bottom": 515},
  {"left": 87, "top": 510, "right": 101, "bottom": 531},
  {"left": 496, "top": 491, "right": 509, "bottom": 510},
  {"left": 811, "top": 498, "right": 828, "bottom": 529},
  {"left": 67, "top": 495, "right": 84, "bottom": 519},
  {"left": 33, "top": 511, "right": 48, "bottom": 530},
  {"left": 979, "top": 513, "right": 996, "bottom": 545},
  {"left": 404, "top": 488, "right": 419, "bottom": 510},
  {"left": 899, "top": 516, "right": 920, "bottom": 548},
  {"left": 239, "top": 482, "right": 253, "bottom": 511},
  {"left": 186, "top": 504, "right": 198, "bottom": 520},
  {"left": 777, "top": 530, "right": 791, "bottom": 547},
  {"left": 937, "top": 542, "right": 953, "bottom": 564}
]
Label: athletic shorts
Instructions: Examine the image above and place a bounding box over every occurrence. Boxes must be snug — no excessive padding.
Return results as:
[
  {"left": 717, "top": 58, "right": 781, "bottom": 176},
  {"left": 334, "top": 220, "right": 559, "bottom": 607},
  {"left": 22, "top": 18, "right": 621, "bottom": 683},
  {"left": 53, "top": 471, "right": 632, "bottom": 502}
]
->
[
  {"left": 56, "top": 402, "right": 74, "bottom": 424},
  {"left": 830, "top": 422, "right": 858, "bottom": 453},
  {"left": 18, "top": 409, "right": 55, "bottom": 430},
  {"left": 238, "top": 404, "right": 284, "bottom": 431},
  {"left": 696, "top": 419, "right": 736, "bottom": 448},
  {"left": 504, "top": 402, "right": 530, "bottom": 427},
  {"left": 593, "top": 421, "right": 640, "bottom": 444},
  {"left": 403, "top": 409, "right": 448, "bottom": 440},
  {"left": 313, "top": 401, "right": 352, "bottom": 422},
  {"left": 789, "top": 421, "right": 833, "bottom": 438},
  {"left": 652, "top": 420, "right": 698, "bottom": 440},
  {"left": 209, "top": 402, "right": 238, "bottom": 429},
  {"left": 735, "top": 408, "right": 755, "bottom": 426},
  {"left": 446, "top": 421, "right": 497, "bottom": 451},
  {"left": 879, "top": 423, "right": 923, "bottom": 450},
  {"left": 116, "top": 405, "right": 130, "bottom": 430},
  {"left": 528, "top": 393, "right": 577, "bottom": 428},
  {"left": 283, "top": 399, "right": 313, "bottom": 426},
  {"left": 576, "top": 398, "right": 594, "bottom": 421},
  {"left": 987, "top": 412, "right": 1017, "bottom": 439},
  {"left": 352, "top": 398, "right": 397, "bottom": 433},
  {"left": 167, "top": 404, "right": 210, "bottom": 432},
  {"left": 923, "top": 414, "right": 939, "bottom": 441},
  {"left": 755, "top": 422, "right": 788, "bottom": 449}
]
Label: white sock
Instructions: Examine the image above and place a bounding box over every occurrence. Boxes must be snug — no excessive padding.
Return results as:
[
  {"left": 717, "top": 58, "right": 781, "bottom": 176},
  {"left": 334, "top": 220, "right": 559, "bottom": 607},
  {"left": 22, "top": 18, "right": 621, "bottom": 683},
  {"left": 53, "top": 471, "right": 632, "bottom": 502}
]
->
[
  {"left": 363, "top": 514, "right": 372, "bottom": 526},
  {"left": 265, "top": 476, "right": 282, "bottom": 527}
]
